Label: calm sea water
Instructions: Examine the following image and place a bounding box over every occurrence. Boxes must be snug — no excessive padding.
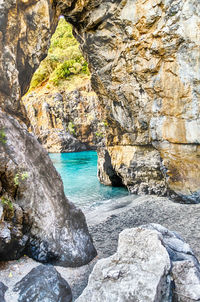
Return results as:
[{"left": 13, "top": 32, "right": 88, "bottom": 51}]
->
[{"left": 49, "top": 151, "right": 129, "bottom": 209}]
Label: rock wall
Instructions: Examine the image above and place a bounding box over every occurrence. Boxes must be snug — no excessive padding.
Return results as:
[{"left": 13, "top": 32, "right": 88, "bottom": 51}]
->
[
  {"left": 55, "top": 0, "right": 200, "bottom": 203},
  {"left": 23, "top": 82, "right": 106, "bottom": 152},
  {"left": 0, "top": 0, "right": 96, "bottom": 266}
]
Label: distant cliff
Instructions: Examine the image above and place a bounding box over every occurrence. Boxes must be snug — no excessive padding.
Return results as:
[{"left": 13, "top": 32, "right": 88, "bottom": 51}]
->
[{"left": 23, "top": 84, "right": 106, "bottom": 152}]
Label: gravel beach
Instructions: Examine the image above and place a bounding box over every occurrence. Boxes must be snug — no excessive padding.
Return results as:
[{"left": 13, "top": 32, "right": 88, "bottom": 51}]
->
[{"left": 1, "top": 195, "right": 200, "bottom": 301}]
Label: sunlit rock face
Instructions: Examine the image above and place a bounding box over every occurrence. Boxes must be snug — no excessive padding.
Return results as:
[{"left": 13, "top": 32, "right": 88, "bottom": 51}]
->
[
  {"left": 57, "top": 0, "right": 200, "bottom": 203},
  {"left": 0, "top": 0, "right": 57, "bottom": 119},
  {"left": 23, "top": 83, "right": 106, "bottom": 152},
  {"left": 0, "top": 0, "right": 96, "bottom": 266}
]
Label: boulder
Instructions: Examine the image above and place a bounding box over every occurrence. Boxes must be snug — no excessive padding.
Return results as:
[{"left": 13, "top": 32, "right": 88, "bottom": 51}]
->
[
  {"left": 13, "top": 265, "right": 72, "bottom": 302},
  {"left": 0, "top": 282, "right": 8, "bottom": 302},
  {"left": 76, "top": 224, "right": 200, "bottom": 302},
  {"left": 172, "top": 260, "right": 200, "bottom": 302}
]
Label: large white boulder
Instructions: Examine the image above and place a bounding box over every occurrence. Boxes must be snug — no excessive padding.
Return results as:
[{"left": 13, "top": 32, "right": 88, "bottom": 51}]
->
[{"left": 76, "top": 224, "right": 200, "bottom": 302}]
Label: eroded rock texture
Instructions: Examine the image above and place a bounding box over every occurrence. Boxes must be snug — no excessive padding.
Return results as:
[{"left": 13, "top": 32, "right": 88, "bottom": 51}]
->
[
  {"left": 0, "top": 0, "right": 96, "bottom": 266},
  {"left": 0, "top": 202, "right": 30, "bottom": 260},
  {"left": 55, "top": 0, "right": 200, "bottom": 202},
  {"left": 14, "top": 265, "right": 72, "bottom": 302},
  {"left": 0, "top": 282, "right": 8, "bottom": 302},
  {"left": 23, "top": 82, "right": 106, "bottom": 152},
  {"left": 77, "top": 224, "right": 200, "bottom": 302}
]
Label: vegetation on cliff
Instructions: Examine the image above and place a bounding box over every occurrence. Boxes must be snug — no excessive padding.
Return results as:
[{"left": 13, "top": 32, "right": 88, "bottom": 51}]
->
[{"left": 29, "top": 17, "right": 90, "bottom": 91}]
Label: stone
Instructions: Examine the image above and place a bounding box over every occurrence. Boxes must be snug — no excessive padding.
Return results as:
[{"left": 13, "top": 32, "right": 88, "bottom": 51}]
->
[
  {"left": 0, "top": 1, "right": 96, "bottom": 266},
  {"left": 0, "top": 282, "right": 8, "bottom": 302},
  {"left": 172, "top": 261, "right": 200, "bottom": 302},
  {"left": 77, "top": 224, "right": 200, "bottom": 302},
  {"left": 13, "top": 265, "right": 72, "bottom": 302},
  {"left": 0, "top": 201, "right": 30, "bottom": 260}
]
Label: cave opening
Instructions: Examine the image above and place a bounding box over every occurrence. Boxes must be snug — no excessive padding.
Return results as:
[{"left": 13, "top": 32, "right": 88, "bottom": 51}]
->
[{"left": 22, "top": 16, "right": 128, "bottom": 209}]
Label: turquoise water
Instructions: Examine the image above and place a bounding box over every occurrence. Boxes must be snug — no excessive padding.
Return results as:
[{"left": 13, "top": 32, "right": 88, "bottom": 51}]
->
[{"left": 49, "top": 151, "right": 129, "bottom": 209}]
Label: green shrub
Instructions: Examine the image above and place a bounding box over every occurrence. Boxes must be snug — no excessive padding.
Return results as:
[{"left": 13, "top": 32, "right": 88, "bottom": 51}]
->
[
  {"left": 1, "top": 197, "right": 13, "bottom": 211},
  {"left": 0, "top": 129, "right": 6, "bottom": 144},
  {"left": 95, "top": 132, "right": 104, "bottom": 138},
  {"left": 29, "top": 18, "right": 90, "bottom": 90},
  {"left": 14, "top": 171, "right": 29, "bottom": 186},
  {"left": 68, "top": 121, "right": 76, "bottom": 136}
]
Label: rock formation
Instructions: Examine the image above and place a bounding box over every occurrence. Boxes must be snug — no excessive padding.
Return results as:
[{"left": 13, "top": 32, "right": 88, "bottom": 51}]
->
[
  {"left": 0, "top": 0, "right": 199, "bottom": 267},
  {"left": 0, "top": 0, "right": 96, "bottom": 266},
  {"left": 54, "top": 0, "right": 200, "bottom": 203},
  {"left": 23, "top": 83, "right": 106, "bottom": 152},
  {"left": 13, "top": 265, "right": 72, "bottom": 302},
  {"left": 77, "top": 224, "right": 200, "bottom": 302},
  {"left": 0, "top": 282, "right": 7, "bottom": 302}
]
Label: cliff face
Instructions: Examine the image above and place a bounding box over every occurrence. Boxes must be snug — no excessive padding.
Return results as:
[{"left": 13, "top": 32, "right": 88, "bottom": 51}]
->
[
  {"left": 55, "top": 0, "right": 200, "bottom": 203},
  {"left": 23, "top": 17, "right": 106, "bottom": 152},
  {"left": 0, "top": 0, "right": 96, "bottom": 265},
  {"left": 0, "top": 0, "right": 56, "bottom": 120},
  {"left": 0, "top": 0, "right": 199, "bottom": 268},
  {"left": 23, "top": 82, "right": 106, "bottom": 152}
]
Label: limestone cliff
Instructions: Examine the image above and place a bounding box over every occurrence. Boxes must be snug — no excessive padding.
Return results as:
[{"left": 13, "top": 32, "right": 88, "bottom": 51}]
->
[
  {"left": 23, "top": 17, "right": 106, "bottom": 152},
  {"left": 55, "top": 0, "right": 200, "bottom": 203},
  {"left": 7, "top": 0, "right": 199, "bottom": 203},
  {"left": 0, "top": 0, "right": 96, "bottom": 266},
  {"left": 23, "top": 82, "right": 106, "bottom": 152}
]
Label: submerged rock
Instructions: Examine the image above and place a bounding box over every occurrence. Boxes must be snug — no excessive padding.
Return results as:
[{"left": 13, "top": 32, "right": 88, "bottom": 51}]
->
[
  {"left": 0, "top": 282, "right": 8, "bottom": 302},
  {"left": 13, "top": 265, "right": 72, "bottom": 302},
  {"left": 77, "top": 224, "right": 200, "bottom": 302}
]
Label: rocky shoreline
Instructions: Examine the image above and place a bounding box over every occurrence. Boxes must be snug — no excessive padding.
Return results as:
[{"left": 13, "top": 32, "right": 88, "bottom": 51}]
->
[{"left": 1, "top": 195, "right": 200, "bottom": 301}]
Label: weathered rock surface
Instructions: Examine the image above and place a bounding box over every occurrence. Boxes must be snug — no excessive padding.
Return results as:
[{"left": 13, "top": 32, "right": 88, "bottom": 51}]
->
[
  {"left": 0, "top": 110, "right": 96, "bottom": 265},
  {"left": 172, "top": 261, "right": 200, "bottom": 302},
  {"left": 0, "top": 195, "right": 200, "bottom": 301},
  {"left": 0, "top": 0, "right": 57, "bottom": 119},
  {"left": 0, "top": 0, "right": 96, "bottom": 266},
  {"left": 53, "top": 0, "right": 200, "bottom": 202},
  {"left": 88, "top": 195, "right": 200, "bottom": 261},
  {"left": 0, "top": 282, "right": 7, "bottom": 302},
  {"left": 77, "top": 224, "right": 200, "bottom": 302},
  {"left": 23, "top": 83, "right": 106, "bottom": 152},
  {"left": 0, "top": 0, "right": 199, "bottom": 269},
  {"left": 0, "top": 202, "right": 30, "bottom": 261},
  {"left": 13, "top": 265, "right": 72, "bottom": 302}
]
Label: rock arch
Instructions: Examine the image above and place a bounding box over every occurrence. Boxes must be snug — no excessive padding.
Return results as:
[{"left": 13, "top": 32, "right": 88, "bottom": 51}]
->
[
  {"left": 0, "top": 0, "right": 199, "bottom": 264},
  {"left": 59, "top": 0, "right": 200, "bottom": 203}
]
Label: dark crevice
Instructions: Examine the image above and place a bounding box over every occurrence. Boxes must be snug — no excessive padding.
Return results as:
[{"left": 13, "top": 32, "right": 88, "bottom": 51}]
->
[{"left": 103, "top": 149, "right": 124, "bottom": 187}]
